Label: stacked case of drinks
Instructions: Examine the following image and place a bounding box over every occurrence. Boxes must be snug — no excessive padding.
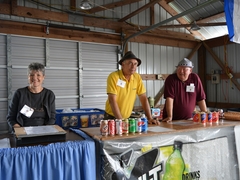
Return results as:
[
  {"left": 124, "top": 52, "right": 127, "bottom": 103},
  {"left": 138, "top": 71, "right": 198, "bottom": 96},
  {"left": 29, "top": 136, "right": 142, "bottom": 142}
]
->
[{"left": 100, "top": 115, "right": 148, "bottom": 136}]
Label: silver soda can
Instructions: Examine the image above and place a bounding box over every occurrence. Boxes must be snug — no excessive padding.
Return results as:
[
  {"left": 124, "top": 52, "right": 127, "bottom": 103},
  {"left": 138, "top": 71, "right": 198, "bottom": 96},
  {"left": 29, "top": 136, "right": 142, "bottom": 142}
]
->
[
  {"left": 115, "top": 119, "right": 123, "bottom": 135},
  {"left": 100, "top": 120, "right": 108, "bottom": 136},
  {"left": 122, "top": 119, "right": 129, "bottom": 134},
  {"left": 218, "top": 109, "right": 224, "bottom": 118}
]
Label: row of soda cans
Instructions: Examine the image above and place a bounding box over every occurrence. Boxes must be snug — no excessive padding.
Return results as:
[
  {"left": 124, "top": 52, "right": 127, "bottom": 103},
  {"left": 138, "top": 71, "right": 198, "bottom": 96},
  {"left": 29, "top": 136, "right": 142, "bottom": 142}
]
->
[
  {"left": 100, "top": 117, "right": 148, "bottom": 136},
  {"left": 192, "top": 109, "right": 224, "bottom": 124}
]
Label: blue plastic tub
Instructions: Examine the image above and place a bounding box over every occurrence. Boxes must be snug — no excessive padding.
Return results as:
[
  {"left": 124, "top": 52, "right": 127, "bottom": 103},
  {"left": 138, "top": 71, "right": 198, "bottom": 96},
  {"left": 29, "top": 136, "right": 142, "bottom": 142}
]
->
[{"left": 55, "top": 108, "right": 105, "bottom": 129}]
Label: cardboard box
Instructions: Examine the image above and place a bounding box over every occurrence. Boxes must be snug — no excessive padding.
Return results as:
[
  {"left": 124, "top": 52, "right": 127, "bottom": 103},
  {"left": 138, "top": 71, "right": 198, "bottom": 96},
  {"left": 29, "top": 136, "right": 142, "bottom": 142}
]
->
[
  {"left": 151, "top": 108, "right": 161, "bottom": 118},
  {"left": 55, "top": 108, "right": 105, "bottom": 129}
]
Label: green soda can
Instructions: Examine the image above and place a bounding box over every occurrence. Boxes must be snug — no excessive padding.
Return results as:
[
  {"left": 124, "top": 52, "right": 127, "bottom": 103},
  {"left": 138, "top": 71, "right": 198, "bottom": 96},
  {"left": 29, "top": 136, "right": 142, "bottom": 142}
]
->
[{"left": 129, "top": 118, "right": 136, "bottom": 133}]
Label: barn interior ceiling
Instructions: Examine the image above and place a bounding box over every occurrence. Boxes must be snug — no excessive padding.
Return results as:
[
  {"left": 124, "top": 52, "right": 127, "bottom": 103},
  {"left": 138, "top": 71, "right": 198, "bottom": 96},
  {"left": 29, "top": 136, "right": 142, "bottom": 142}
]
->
[
  {"left": 120, "top": 0, "right": 224, "bottom": 52},
  {"left": 0, "top": 0, "right": 228, "bottom": 47},
  {"left": 74, "top": 0, "right": 227, "bottom": 41}
]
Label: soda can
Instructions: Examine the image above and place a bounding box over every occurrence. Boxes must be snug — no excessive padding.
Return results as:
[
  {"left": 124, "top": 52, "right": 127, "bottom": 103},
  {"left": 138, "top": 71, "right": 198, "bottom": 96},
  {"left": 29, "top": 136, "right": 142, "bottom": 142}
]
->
[
  {"left": 192, "top": 111, "right": 196, "bottom": 118},
  {"left": 218, "top": 109, "right": 224, "bottom": 118},
  {"left": 122, "top": 119, "right": 129, "bottom": 134},
  {"left": 212, "top": 111, "right": 219, "bottom": 123},
  {"left": 108, "top": 119, "right": 115, "bottom": 136},
  {"left": 115, "top": 119, "right": 123, "bottom": 135},
  {"left": 129, "top": 118, "right": 136, "bottom": 133},
  {"left": 193, "top": 111, "right": 200, "bottom": 123},
  {"left": 100, "top": 120, "right": 108, "bottom": 136},
  {"left": 141, "top": 116, "right": 148, "bottom": 132},
  {"left": 207, "top": 112, "right": 212, "bottom": 123},
  {"left": 200, "top": 112, "right": 207, "bottom": 124},
  {"left": 135, "top": 118, "right": 142, "bottom": 133}
]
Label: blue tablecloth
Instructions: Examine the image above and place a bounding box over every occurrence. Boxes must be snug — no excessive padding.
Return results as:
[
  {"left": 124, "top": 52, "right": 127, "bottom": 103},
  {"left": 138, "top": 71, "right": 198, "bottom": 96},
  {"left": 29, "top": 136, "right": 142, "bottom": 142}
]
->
[{"left": 0, "top": 128, "right": 96, "bottom": 180}]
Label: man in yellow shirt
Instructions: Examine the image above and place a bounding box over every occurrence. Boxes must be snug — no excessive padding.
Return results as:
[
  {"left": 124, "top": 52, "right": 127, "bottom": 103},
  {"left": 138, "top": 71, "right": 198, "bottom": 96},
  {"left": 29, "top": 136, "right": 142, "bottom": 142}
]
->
[{"left": 105, "top": 51, "right": 159, "bottom": 125}]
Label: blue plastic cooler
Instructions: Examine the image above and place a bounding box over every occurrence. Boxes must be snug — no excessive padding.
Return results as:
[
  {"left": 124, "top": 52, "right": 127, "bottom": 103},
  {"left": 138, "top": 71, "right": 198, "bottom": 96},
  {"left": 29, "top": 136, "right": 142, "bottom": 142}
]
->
[{"left": 55, "top": 108, "right": 105, "bottom": 129}]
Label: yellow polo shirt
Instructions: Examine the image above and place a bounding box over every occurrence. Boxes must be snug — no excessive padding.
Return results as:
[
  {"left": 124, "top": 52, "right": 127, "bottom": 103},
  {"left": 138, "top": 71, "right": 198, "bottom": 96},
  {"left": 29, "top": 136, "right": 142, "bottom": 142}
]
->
[{"left": 105, "top": 70, "right": 146, "bottom": 118}]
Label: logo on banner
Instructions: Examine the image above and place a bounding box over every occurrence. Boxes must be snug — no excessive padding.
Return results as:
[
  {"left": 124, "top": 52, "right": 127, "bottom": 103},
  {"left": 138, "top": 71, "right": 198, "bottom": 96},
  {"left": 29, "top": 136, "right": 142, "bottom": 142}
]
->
[{"left": 111, "top": 141, "right": 202, "bottom": 180}]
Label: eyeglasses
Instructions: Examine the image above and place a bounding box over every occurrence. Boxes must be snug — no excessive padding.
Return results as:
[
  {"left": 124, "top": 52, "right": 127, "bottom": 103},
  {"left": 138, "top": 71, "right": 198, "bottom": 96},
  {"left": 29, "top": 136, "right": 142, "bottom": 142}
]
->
[
  {"left": 124, "top": 61, "right": 138, "bottom": 67},
  {"left": 177, "top": 66, "right": 191, "bottom": 71}
]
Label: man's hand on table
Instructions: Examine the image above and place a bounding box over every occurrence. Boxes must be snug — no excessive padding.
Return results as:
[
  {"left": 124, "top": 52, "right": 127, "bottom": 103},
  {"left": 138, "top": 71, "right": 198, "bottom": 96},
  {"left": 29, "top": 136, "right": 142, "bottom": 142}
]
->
[
  {"left": 148, "top": 118, "right": 161, "bottom": 125},
  {"left": 161, "top": 117, "right": 172, "bottom": 123}
]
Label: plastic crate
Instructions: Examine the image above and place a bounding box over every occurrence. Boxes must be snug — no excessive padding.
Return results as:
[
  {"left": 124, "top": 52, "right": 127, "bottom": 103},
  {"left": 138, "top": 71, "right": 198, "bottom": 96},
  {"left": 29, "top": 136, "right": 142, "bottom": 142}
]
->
[{"left": 55, "top": 108, "right": 105, "bottom": 129}]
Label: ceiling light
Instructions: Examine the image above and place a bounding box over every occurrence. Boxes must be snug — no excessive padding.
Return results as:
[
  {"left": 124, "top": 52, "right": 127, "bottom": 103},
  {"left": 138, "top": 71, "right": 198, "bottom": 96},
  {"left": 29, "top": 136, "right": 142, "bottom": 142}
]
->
[
  {"left": 190, "top": 21, "right": 201, "bottom": 31},
  {"left": 79, "top": 0, "right": 93, "bottom": 10}
]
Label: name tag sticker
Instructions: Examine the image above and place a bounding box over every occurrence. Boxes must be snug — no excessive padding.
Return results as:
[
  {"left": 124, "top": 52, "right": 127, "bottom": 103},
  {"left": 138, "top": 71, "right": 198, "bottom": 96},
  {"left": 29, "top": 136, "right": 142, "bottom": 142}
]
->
[
  {"left": 117, "top": 79, "right": 126, "bottom": 88},
  {"left": 186, "top": 84, "right": 195, "bottom": 92},
  {"left": 20, "top": 105, "right": 34, "bottom": 118}
]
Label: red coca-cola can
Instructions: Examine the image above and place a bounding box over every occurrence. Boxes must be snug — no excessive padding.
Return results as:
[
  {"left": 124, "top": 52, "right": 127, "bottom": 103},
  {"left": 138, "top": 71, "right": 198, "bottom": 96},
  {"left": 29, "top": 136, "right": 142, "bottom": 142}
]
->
[
  {"left": 108, "top": 119, "right": 115, "bottom": 136},
  {"left": 122, "top": 119, "right": 129, "bottom": 134},
  {"left": 100, "top": 120, "right": 108, "bottom": 136},
  {"left": 115, "top": 119, "right": 123, "bottom": 135}
]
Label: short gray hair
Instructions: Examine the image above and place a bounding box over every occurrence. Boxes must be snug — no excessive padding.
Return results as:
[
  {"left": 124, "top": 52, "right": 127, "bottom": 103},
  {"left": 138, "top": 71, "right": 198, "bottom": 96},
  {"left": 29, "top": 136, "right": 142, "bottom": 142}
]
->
[{"left": 28, "top": 62, "right": 45, "bottom": 75}]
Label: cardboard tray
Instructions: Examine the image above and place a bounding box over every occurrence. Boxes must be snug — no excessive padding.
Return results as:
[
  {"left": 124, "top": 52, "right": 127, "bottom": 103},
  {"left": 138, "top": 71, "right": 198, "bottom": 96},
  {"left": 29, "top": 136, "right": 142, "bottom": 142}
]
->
[{"left": 14, "top": 125, "right": 66, "bottom": 146}]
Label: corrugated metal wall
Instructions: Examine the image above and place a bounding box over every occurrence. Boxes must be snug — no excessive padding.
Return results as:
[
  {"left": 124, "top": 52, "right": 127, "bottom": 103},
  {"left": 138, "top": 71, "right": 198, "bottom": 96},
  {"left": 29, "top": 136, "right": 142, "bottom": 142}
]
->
[
  {"left": 206, "top": 43, "right": 240, "bottom": 105},
  {"left": 47, "top": 39, "right": 79, "bottom": 108},
  {"left": 0, "top": 35, "right": 8, "bottom": 132},
  {"left": 81, "top": 42, "right": 118, "bottom": 108},
  {"left": 0, "top": 33, "right": 119, "bottom": 133}
]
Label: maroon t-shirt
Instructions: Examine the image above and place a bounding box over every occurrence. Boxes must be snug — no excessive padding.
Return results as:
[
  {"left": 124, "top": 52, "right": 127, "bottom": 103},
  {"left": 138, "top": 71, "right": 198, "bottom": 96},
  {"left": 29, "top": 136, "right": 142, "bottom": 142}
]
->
[{"left": 163, "top": 73, "right": 206, "bottom": 120}]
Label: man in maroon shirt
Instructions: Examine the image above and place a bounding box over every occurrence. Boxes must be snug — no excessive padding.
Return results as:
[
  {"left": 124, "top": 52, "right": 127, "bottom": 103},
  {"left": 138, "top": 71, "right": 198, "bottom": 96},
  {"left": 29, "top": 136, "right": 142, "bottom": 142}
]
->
[{"left": 162, "top": 58, "right": 207, "bottom": 122}]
